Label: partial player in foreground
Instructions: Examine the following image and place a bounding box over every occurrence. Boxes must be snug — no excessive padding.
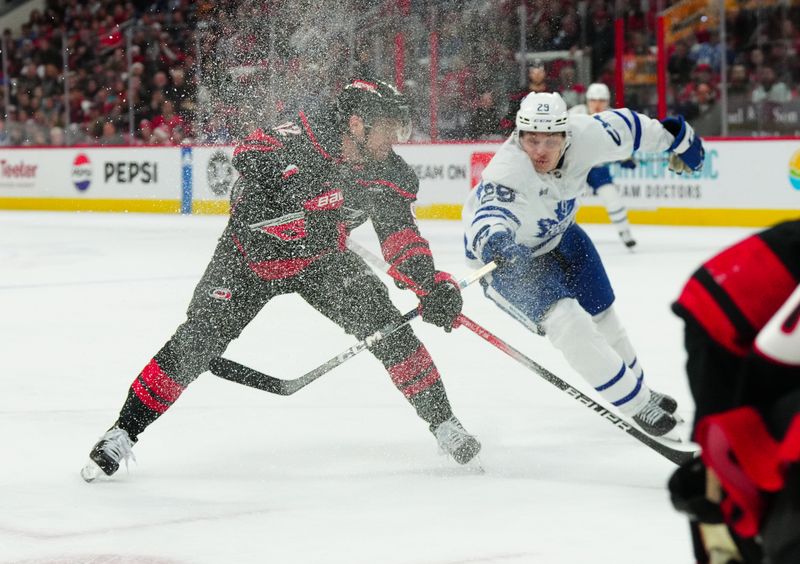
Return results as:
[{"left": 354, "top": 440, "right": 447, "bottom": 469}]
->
[
  {"left": 463, "top": 91, "right": 706, "bottom": 437},
  {"left": 669, "top": 220, "right": 800, "bottom": 564},
  {"left": 81, "top": 78, "right": 480, "bottom": 482},
  {"left": 569, "top": 83, "right": 637, "bottom": 248}
]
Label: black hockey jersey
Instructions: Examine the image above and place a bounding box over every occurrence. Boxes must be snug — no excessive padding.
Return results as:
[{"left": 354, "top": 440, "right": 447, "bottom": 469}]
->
[
  {"left": 228, "top": 111, "right": 347, "bottom": 280},
  {"left": 343, "top": 152, "right": 439, "bottom": 295}
]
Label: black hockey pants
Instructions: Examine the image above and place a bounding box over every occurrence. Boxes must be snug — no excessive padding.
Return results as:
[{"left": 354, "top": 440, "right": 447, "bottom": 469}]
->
[{"left": 119, "top": 234, "right": 454, "bottom": 438}]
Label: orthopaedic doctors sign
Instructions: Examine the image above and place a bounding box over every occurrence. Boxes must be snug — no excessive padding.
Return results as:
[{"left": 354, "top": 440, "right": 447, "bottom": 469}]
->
[
  {"left": 0, "top": 140, "right": 797, "bottom": 225},
  {"left": 396, "top": 139, "right": 800, "bottom": 225}
]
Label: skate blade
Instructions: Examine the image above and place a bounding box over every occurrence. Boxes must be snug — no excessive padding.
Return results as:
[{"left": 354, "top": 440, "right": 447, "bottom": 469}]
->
[
  {"left": 463, "top": 455, "right": 485, "bottom": 474},
  {"left": 80, "top": 459, "right": 103, "bottom": 483}
]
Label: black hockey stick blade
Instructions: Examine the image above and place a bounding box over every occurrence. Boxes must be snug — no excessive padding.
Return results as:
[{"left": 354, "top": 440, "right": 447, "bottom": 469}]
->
[
  {"left": 456, "top": 314, "right": 699, "bottom": 465},
  {"left": 209, "top": 308, "right": 419, "bottom": 396},
  {"left": 209, "top": 356, "right": 289, "bottom": 395},
  {"left": 209, "top": 260, "right": 497, "bottom": 396}
]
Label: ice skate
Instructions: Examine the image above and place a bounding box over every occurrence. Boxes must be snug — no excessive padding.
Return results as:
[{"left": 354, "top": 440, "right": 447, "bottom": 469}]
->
[
  {"left": 619, "top": 229, "right": 637, "bottom": 249},
  {"left": 651, "top": 390, "right": 677, "bottom": 413},
  {"left": 631, "top": 393, "right": 679, "bottom": 438},
  {"left": 431, "top": 416, "right": 481, "bottom": 465},
  {"left": 81, "top": 427, "right": 136, "bottom": 482},
  {"left": 650, "top": 389, "right": 685, "bottom": 423}
]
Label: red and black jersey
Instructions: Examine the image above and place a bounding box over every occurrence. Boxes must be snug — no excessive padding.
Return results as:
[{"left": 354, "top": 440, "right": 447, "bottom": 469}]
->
[
  {"left": 228, "top": 111, "right": 347, "bottom": 280},
  {"left": 342, "top": 151, "right": 439, "bottom": 295},
  {"left": 673, "top": 220, "right": 800, "bottom": 356}
]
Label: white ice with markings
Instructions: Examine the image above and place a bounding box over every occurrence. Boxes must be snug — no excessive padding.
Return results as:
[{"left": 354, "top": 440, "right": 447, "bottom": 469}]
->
[{"left": 1, "top": 212, "right": 757, "bottom": 564}]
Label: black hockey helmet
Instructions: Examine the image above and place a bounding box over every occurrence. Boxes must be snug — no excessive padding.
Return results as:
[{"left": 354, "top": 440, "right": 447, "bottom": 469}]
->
[{"left": 336, "top": 78, "right": 412, "bottom": 142}]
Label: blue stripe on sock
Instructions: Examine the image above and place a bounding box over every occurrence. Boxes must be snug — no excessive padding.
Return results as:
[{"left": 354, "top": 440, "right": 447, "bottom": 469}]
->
[
  {"left": 595, "top": 362, "right": 626, "bottom": 392},
  {"left": 612, "top": 372, "right": 644, "bottom": 407}
]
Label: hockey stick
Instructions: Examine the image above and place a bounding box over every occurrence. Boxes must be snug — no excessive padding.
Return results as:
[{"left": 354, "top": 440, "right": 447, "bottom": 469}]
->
[
  {"left": 454, "top": 314, "right": 697, "bottom": 465},
  {"left": 209, "top": 257, "right": 497, "bottom": 396},
  {"left": 346, "top": 239, "right": 697, "bottom": 465}
]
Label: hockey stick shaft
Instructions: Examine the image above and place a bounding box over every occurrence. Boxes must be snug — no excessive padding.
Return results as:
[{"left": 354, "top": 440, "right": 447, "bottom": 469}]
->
[
  {"left": 342, "top": 241, "right": 696, "bottom": 464},
  {"left": 454, "top": 314, "right": 697, "bottom": 465},
  {"left": 210, "top": 258, "right": 496, "bottom": 396}
]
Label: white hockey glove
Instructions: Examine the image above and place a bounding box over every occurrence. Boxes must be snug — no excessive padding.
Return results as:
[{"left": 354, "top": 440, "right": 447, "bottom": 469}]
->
[{"left": 661, "top": 116, "right": 705, "bottom": 174}]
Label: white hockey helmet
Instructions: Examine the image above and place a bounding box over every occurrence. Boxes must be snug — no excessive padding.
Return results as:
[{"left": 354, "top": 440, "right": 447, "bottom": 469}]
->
[
  {"left": 586, "top": 82, "right": 611, "bottom": 101},
  {"left": 515, "top": 92, "right": 569, "bottom": 133}
]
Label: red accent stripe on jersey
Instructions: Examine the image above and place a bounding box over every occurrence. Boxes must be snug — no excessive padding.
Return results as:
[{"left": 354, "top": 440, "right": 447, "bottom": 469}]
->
[
  {"left": 390, "top": 247, "right": 433, "bottom": 272},
  {"left": 233, "top": 144, "right": 278, "bottom": 156},
  {"left": 299, "top": 111, "right": 331, "bottom": 160},
  {"left": 132, "top": 379, "right": 169, "bottom": 413},
  {"left": 388, "top": 346, "right": 433, "bottom": 386},
  {"left": 231, "top": 234, "right": 329, "bottom": 280},
  {"left": 387, "top": 266, "right": 423, "bottom": 295},
  {"left": 250, "top": 255, "right": 326, "bottom": 280},
  {"left": 705, "top": 236, "right": 797, "bottom": 331},
  {"left": 675, "top": 278, "right": 748, "bottom": 355},
  {"left": 260, "top": 218, "right": 307, "bottom": 241},
  {"left": 401, "top": 366, "right": 441, "bottom": 397},
  {"left": 381, "top": 228, "right": 429, "bottom": 262},
  {"left": 434, "top": 271, "right": 457, "bottom": 286},
  {"left": 140, "top": 358, "right": 185, "bottom": 403},
  {"left": 282, "top": 166, "right": 299, "bottom": 179},
  {"left": 243, "top": 128, "right": 284, "bottom": 147},
  {"left": 337, "top": 223, "right": 348, "bottom": 251},
  {"left": 356, "top": 178, "right": 416, "bottom": 199}
]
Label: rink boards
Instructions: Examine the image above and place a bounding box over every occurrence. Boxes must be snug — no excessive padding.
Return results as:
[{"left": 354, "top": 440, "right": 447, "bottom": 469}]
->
[{"left": 0, "top": 139, "right": 798, "bottom": 226}]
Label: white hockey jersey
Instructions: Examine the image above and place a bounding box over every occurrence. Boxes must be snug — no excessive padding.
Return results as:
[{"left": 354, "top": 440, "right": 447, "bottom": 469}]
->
[{"left": 463, "top": 110, "right": 675, "bottom": 265}]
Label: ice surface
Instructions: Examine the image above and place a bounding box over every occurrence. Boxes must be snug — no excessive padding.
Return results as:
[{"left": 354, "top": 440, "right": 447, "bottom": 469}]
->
[{"left": 0, "top": 212, "right": 758, "bottom": 563}]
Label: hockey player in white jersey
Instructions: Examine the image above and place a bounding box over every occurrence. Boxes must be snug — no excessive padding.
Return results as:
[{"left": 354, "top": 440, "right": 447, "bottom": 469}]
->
[
  {"left": 462, "top": 91, "right": 705, "bottom": 437},
  {"left": 569, "top": 83, "right": 637, "bottom": 248}
]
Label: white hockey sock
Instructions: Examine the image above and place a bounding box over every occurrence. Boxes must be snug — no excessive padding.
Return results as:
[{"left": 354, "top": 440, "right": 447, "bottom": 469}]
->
[
  {"left": 542, "top": 299, "right": 649, "bottom": 415},
  {"left": 592, "top": 306, "right": 644, "bottom": 378},
  {"left": 597, "top": 184, "right": 631, "bottom": 234}
]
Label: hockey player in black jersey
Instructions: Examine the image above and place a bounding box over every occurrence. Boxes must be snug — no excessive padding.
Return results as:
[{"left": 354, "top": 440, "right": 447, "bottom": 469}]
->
[
  {"left": 668, "top": 220, "right": 800, "bottom": 564},
  {"left": 81, "top": 78, "right": 481, "bottom": 482}
]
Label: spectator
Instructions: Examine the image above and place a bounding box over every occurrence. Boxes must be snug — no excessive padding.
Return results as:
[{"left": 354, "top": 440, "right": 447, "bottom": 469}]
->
[
  {"left": 0, "top": 120, "right": 9, "bottom": 146},
  {"left": 587, "top": 8, "right": 615, "bottom": 80},
  {"left": 98, "top": 121, "right": 124, "bottom": 146},
  {"left": 551, "top": 13, "right": 581, "bottom": 51},
  {"left": 465, "top": 90, "right": 501, "bottom": 140},
  {"left": 50, "top": 126, "right": 65, "bottom": 146},
  {"left": 668, "top": 41, "right": 694, "bottom": 88},
  {"left": 752, "top": 66, "right": 793, "bottom": 104},
  {"left": 556, "top": 64, "right": 584, "bottom": 108},
  {"left": 501, "top": 59, "right": 551, "bottom": 132}
]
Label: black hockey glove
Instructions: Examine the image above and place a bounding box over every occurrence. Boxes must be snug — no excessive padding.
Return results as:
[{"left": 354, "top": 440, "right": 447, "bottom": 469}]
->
[
  {"left": 419, "top": 275, "right": 463, "bottom": 332},
  {"left": 668, "top": 457, "right": 725, "bottom": 524}
]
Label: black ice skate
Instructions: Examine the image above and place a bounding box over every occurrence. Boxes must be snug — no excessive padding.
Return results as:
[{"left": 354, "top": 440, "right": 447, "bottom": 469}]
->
[
  {"left": 81, "top": 427, "right": 136, "bottom": 482},
  {"left": 431, "top": 416, "right": 481, "bottom": 464},
  {"left": 632, "top": 394, "right": 678, "bottom": 437},
  {"left": 619, "top": 229, "right": 637, "bottom": 249},
  {"left": 650, "top": 390, "right": 678, "bottom": 414}
]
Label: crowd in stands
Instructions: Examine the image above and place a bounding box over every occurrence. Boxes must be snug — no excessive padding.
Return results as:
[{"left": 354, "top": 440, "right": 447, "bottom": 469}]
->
[{"left": 0, "top": 0, "right": 798, "bottom": 146}]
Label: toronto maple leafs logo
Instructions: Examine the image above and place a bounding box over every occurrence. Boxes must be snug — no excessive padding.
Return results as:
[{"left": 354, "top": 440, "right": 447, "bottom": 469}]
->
[{"left": 536, "top": 199, "right": 576, "bottom": 238}]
